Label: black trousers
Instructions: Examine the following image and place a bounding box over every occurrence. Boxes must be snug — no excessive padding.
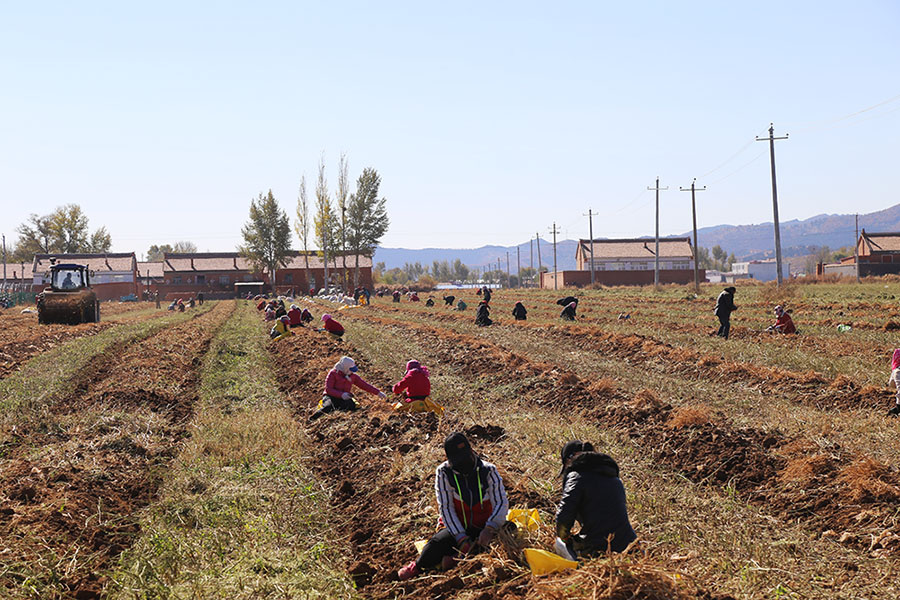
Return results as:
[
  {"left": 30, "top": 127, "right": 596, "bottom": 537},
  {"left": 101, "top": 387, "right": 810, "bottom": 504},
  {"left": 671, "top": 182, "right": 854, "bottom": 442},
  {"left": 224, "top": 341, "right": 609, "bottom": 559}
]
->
[
  {"left": 310, "top": 395, "right": 357, "bottom": 420},
  {"left": 717, "top": 314, "right": 731, "bottom": 339},
  {"left": 416, "top": 527, "right": 483, "bottom": 570}
]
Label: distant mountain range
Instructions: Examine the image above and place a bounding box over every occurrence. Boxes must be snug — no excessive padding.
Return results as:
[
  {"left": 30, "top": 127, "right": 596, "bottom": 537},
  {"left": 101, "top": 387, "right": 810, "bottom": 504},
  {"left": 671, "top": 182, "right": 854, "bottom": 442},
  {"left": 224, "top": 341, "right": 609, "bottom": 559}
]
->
[{"left": 373, "top": 204, "right": 900, "bottom": 270}]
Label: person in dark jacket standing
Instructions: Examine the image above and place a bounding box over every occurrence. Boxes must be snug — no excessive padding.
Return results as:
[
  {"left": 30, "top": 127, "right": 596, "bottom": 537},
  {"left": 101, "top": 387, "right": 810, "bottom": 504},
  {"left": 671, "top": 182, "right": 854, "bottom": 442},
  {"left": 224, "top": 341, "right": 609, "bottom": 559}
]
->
[
  {"left": 397, "top": 432, "right": 509, "bottom": 580},
  {"left": 555, "top": 441, "right": 636, "bottom": 558},
  {"left": 475, "top": 301, "right": 492, "bottom": 326},
  {"left": 560, "top": 301, "right": 577, "bottom": 321},
  {"left": 714, "top": 286, "right": 738, "bottom": 339},
  {"left": 512, "top": 301, "right": 527, "bottom": 321}
]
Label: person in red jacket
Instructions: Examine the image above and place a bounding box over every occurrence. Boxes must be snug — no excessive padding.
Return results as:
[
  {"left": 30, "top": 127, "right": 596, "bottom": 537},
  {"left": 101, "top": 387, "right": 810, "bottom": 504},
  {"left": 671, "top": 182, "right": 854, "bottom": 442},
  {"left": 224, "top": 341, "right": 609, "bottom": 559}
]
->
[
  {"left": 287, "top": 304, "right": 303, "bottom": 328},
  {"left": 310, "top": 356, "right": 386, "bottom": 420},
  {"left": 320, "top": 313, "right": 345, "bottom": 337},
  {"left": 767, "top": 305, "right": 796, "bottom": 334},
  {"left": 390, "top": 360, "right": 443, "bottom": 415}
]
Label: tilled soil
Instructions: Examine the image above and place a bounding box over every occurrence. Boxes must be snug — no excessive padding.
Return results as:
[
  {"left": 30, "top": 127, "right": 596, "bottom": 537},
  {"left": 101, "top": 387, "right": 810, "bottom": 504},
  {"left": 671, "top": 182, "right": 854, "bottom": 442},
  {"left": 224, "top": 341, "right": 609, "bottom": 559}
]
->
[
  {"left": 0, "top": 301, "right": 234, "bottom": 598},
  {"left": 341, "top": 310, "right": 900, "bottom": 557},
  {"left": 0, "top": 302, "right": 161, "bottom": 380}
]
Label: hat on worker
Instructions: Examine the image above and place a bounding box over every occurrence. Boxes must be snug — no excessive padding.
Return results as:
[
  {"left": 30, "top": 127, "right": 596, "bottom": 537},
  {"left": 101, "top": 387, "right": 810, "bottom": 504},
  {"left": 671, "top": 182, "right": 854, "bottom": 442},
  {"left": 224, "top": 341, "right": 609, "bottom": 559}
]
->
[
  {"left": 444, "top": 432, "right": 474, "bottom": 469},
  {"left": 335, "top": 356, "right": 358, "bottom": 374},
  {"left": 725, "top": 286, "right": 736, "bottom": 293},
  {"left": 322, "top": 313, "right": 332, "bottom": 321}
]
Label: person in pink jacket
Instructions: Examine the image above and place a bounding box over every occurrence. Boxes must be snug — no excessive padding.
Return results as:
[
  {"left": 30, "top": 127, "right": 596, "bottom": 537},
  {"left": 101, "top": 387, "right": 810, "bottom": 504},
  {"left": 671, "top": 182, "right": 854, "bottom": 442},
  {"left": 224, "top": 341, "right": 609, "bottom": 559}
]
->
[{"left": 310, "top": 356, "right": 386, "bottom": 421}]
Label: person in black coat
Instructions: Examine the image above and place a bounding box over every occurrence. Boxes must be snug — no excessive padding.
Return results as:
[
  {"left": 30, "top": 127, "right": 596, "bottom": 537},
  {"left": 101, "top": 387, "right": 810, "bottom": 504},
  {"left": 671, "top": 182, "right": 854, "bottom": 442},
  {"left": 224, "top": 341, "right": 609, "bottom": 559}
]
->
[
  {"left": 714, "top": 286, "right": 738, "bottom": 339},
  {"left": 556, "top": 296, "right": 578, "bottom": 307},
  {"left": 555, "top": 441, "right": 636, "bottom": 557},
  {"left": 443, "top": 295, "right": 456, "bottom": 307},
  {"left": 482, "top": 287, "right": 492, "bottom": 303},
  {"left": 475, "top": 301, "right": 492, "bottom": 326},
  {"left": 512, "top": 301, "right": 527, "bottom": 321},
  {"left": 560, "top": 301, "right": 577, "bottom": 321}
]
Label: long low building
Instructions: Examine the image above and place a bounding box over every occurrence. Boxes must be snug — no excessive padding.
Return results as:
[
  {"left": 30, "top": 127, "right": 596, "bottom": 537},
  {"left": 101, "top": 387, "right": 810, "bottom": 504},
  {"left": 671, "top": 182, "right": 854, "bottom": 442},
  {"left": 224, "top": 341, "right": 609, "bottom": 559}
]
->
[
  {"left": 159, "top": 251, "right": 373, "bottom": 299},
  {"left": 542, "top": 237, "right": 704, "bottom": 287}
]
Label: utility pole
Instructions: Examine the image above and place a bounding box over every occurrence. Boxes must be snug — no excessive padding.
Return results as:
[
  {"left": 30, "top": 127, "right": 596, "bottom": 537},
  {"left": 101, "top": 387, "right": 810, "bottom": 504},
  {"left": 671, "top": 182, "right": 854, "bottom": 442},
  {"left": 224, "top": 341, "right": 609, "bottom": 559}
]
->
[
  {"left": 648, "top": 177, "right": 669, "bottom": 287},
  {"left": 583, "top": 209, "right": 596, "bottom": 286},
  {"left": 2, "top": 234, "right": 6, "bottom": 288},
  {"left": 516, "top": 246, "right": 521, "bottom": 289},
  {"left": 855, "top": 213, "right": 860, "bottom": 283},
  {"left": 549, "top": 223, "right": 560, "bottom": 290},
  {"left": 679, "top": 179, "right": 706, "bottom": 294},
  {"left": 536, "top": 233, "right": 543, "bottom": 285},
  {"left": 756, "top": 123, "right": 789, "bottom": 286},
  {"left": 506, "top": 251, "right": 510, "bottom": 288}
]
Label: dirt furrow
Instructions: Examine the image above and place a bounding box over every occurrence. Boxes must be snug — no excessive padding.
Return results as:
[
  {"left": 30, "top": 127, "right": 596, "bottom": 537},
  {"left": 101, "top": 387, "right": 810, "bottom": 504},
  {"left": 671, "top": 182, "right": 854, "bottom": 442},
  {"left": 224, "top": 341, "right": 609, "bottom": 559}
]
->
[
  {"left": 343, "top": 310, "right": 900, "bottom": 557},
  {"left": 0, "top": 301, "right": 234, "bottom": 598}
]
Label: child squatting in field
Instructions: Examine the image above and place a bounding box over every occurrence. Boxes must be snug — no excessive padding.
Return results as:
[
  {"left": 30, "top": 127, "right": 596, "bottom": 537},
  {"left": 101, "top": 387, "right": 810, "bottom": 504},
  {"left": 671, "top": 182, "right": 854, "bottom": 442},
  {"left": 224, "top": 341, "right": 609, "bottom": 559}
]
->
[
  {"left": 398, "top": 432, "right": 509, "bottom": 581},
  {"left": 310, "top": 356, "right": 386, "bottom": 421}
]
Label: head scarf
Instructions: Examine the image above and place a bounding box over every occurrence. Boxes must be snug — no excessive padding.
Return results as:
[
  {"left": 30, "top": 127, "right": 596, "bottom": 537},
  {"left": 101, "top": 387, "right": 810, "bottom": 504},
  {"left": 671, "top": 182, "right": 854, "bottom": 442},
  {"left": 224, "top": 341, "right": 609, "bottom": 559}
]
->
[
  {"left": 322, "top": 314, "right": 332, "bottom": 322},
  {"left": 892, "top": 349, "right": 900, "bottom": 371},
  {"left": 335, "top": 356, "right": 358, "bottom": 374},
  {"left": 406, "top": 359, "right": 430, "bottom": 376}
]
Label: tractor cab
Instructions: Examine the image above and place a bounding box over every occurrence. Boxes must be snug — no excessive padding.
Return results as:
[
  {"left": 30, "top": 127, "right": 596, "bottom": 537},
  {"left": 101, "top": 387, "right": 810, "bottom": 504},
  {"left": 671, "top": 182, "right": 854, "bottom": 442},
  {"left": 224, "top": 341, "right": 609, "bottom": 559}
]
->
[
  {"left": 37, "top": 263, "right": 100, "bottom": 325},
  {"left": 49, "top": 264, "right": 91, "bottom": 291}
]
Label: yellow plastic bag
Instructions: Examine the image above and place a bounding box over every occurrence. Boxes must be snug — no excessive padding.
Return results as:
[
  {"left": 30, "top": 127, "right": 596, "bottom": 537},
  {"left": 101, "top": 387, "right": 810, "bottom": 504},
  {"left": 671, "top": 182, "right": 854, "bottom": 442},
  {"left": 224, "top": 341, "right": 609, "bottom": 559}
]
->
[
  {"left": 507, "top": 508, "right": 542, "bottom": 532},
  {"left": 524, "top": 548, "right": 578, "bottom": 576},
  {"left": 414, "top": 539, "right": 427, "bottom": 553},
  {"left": 392, "top": 398, "right": 445, "bottom": 416}
]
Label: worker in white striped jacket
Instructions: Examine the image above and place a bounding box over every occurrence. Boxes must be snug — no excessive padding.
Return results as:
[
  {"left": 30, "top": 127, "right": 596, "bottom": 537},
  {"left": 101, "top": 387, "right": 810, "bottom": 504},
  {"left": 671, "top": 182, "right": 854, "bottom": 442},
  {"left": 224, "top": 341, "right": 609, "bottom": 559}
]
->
[{"left": 397, "top": 432, "right": 509, "bottom": 580}]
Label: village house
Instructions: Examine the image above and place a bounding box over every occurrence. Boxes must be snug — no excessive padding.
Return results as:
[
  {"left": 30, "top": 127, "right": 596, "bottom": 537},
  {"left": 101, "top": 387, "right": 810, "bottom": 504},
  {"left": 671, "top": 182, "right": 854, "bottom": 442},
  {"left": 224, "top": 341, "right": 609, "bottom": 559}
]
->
[
  {"left": 823, "top": 230, "right": 900, "bottom": 278},
  {"left": 542, "top": 237, "right": 702, "bottom": 288}
]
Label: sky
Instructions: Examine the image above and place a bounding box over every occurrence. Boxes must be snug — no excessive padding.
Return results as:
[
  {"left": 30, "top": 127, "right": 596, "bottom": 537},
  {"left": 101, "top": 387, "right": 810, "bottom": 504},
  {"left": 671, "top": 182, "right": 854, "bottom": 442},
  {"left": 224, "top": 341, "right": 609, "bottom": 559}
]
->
[{"left": 1, "top": 1, "right": 898, "bottom": 257}]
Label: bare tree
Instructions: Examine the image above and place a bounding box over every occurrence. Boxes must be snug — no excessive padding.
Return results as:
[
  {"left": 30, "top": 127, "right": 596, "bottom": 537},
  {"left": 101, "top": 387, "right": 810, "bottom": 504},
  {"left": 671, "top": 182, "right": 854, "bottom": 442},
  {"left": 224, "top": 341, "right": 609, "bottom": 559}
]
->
[{"left": 294, "top": 175, "right": 313, "bottom": 293}]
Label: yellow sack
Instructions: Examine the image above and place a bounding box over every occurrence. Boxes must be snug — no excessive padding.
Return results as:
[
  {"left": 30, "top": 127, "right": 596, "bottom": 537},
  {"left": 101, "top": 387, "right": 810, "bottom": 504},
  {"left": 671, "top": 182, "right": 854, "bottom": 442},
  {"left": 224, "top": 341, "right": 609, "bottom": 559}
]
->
[
  {"left": 392, "top": 398, "right": 445, "bottom": 416},
  {"left": 524, "top": 548, "right": 578, "bottom": 576},
  {"left": 507, "top": 508, "right": 542, "bottom": 532},
  {"left": 414, "top": 539, "right": 428, "bottom": 553}
]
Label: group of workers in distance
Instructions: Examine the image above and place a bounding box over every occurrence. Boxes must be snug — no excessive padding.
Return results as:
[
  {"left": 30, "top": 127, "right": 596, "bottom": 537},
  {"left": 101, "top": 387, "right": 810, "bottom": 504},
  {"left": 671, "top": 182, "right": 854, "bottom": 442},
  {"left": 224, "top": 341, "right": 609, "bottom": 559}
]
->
[{"left": 254, "top": 296, "right": 345, "bottom": 341}]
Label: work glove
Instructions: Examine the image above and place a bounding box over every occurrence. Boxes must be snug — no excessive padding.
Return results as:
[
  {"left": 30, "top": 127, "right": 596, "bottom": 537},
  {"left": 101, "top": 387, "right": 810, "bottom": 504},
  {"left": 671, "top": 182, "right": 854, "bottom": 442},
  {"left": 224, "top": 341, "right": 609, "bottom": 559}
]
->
[
  {"left": 341, "top": 392, "right": 352, "bottom": 401},
  {"left": 477, "top": 526, "right": 496, "bottom": 548},
  {"left": 378, "top": 391, "right": 387, "bottom": 400}
]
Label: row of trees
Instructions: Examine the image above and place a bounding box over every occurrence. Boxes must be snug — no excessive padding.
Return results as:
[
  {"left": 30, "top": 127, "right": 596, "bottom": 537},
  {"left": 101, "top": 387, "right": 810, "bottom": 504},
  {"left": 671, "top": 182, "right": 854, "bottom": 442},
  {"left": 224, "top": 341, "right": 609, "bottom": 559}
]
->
[
  {"left": 696, "top": 245, "right": 737, "bottom": 272},
  {"left": 374, "top": 259, "right": 541, "bottom": 288},
  {"left": 8, "top": 205, "right": 111, "bottom": 262},
  {"left": 240, "top": 155, "right": 389, "bottom": 288},
  {"left": 146, "top": 241, "right": 198, "bottom": 261}
]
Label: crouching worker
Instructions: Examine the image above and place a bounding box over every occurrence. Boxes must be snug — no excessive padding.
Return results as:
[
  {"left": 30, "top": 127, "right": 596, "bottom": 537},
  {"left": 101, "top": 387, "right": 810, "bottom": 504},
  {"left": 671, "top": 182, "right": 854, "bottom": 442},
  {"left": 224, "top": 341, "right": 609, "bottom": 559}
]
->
[
  {"left": 287, "top": 304, "right": 303, "bottom": 328},
  {"left": 391, "top": 360, "right": 443, "bottom": 415},
  {"left": 555, "top": 441, "right": 636, "bottom": 559},
  {"left": 270, "top": 315, "right": 295, "bottom": 341},
  {"left": 398, "top": 432, "right": 509, "bottom": 580},
  {"left": 887, "top": 349, "right": 900, "bottom": 417},
  {"left": 475, "top": 301, "right": 492, "bottom": 326},
  {"left": 443, "top": 295, "right": 456, "bottom": 307},
  {"left": 310, "top": 356, "right": 386, "bottom": 421},
  {"left": 560, "top": 301, "right": 577, "bottom": 321},
  {"left": 321, "top": 313, "right": 345, "bottom": 338},
  {"left": 766, "top": 305, "right": 796, "bottom": 334},
  {"left": 512, "top": 301, "right": 527, "bottom": 321}
]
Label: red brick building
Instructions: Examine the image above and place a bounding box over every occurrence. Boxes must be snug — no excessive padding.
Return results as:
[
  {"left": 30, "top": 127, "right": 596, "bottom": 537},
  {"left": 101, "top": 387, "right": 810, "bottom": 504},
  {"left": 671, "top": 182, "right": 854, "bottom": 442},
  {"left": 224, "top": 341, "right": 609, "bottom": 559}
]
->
[{"left": 159, "top": 251, "right": 374, "bottom": 298}]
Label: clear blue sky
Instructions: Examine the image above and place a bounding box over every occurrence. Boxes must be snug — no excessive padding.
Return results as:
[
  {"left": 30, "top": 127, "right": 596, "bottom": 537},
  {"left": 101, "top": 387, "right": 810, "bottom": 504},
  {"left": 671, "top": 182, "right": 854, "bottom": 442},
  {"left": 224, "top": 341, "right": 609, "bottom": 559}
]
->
[{"left": 2, "top": 1, "right": 898, "bottom": 257}]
